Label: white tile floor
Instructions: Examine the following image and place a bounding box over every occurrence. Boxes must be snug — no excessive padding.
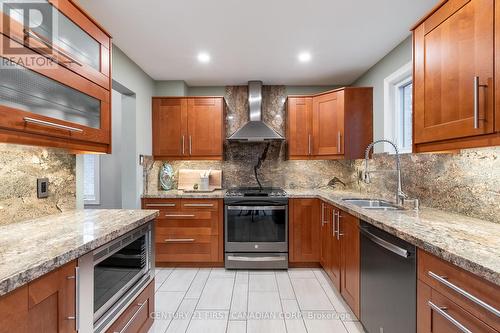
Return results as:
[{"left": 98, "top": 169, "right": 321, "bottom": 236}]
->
[{"left": 148, "top": 267, "right": 366, "bottom": 333}]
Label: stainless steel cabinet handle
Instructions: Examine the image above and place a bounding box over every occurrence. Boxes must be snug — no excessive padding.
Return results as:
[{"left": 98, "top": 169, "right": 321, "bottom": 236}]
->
[
  {"left": 118, "top": 301, "right": 148, "bottom": 333},
  {"left": 165, "top": 238, "right": 195, "bottom": 243},
  {"left": 428, "top": 271, "right": 500, "bottom": 317},
  {"left": 182, "top": 136, "right": 185, "bottom": 155},
  {"left": 473, "top": 76, "right": 488, "bottom": 129},
  {"left": 146, "top": 203, "right": 176, "bottom": 207},
  {"left": 189, "top": 136, "right": 192, "bottom": 155},
  {"left": 66, "top": 266, "right": 79, "bottom": 330},
  {"left": 336, "top": 212, "right": 343, "bottom": 240},
  {"left": 24, "top": 117, "right": 83, "bottom": 133},
  {"left": 165, "top": 214, "right": 196, "bottom": 218},
  {"left": 361, "top": 229, "right": 409, "bottom": 258},
  {"left": 321, "top": 203, "right": 326, "bottom": 226},
  {"left": 332, "top": 210, "right": 337, "bottom": 237},
  {"left": 337, "top": 131, "right": 341, "bottom": 152},
  {"left": 183, "top": 203, "right": 214, "bottom": 207},
  {"left": 308, "top": 134, "right": 312, "bottom": 155},
  {"left": 428, "top": 301, "right": 472, "bottom": 333}
]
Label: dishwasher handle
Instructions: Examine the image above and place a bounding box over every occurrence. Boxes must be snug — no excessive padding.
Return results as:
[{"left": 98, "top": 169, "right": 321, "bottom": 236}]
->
[{"left": 361, "top": 228, "right": 410, "bottom": 258}]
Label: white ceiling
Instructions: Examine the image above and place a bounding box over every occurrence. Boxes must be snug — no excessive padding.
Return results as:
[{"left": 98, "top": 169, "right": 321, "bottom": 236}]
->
[{"left": 77, "top": 0, "right": 439, "bottom": 86}]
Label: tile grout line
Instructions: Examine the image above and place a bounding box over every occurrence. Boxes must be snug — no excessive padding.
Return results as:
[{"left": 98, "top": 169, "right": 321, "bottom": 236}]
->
[
  {"left": 273, "top": 271, "right": 289, "bottom": 333},
  {"left": 162, "top": 267, "right": 200, "bottom": 333},
  {"left": 287, "top": 269, "right": 310, "bottom": 333},
  {"left": 224, "top": 270, "right": 237, "bottom": 333},
  {"left": 184, "top": 268, "right": 212, "bottom": 333},
  {"left": 155, "top": 267, "right": 175, "bottom": 291}
]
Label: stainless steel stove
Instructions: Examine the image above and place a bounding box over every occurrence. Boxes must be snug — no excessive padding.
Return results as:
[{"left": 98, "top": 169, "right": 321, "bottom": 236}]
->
[{"left": 224, "top": 187, "right": 289, "bottom": 269}]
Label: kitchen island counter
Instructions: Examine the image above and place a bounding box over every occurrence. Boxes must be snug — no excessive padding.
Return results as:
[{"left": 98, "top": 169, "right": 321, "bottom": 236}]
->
[{"left": 0, "top": 209, "right": 158, "bottom": 297}]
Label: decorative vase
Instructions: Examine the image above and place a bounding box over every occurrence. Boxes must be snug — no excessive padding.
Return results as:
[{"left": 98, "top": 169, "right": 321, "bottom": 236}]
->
[{"left": 159, "top": 162, "right": 174, "bottom": 190}]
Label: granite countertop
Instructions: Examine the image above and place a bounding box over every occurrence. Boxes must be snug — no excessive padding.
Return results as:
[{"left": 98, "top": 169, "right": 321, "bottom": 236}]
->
[
  {"left": 287, "top": 189, "right": 500, "bottom": 287},
  {"left": 0, "top": 209, "right": 158, "bottom": 297},
  {"left": 142, "top": 188, "right": 500, "bottom": 285},
  {"left": 142, "top": 189, "right": 226, "bottom": 198}
]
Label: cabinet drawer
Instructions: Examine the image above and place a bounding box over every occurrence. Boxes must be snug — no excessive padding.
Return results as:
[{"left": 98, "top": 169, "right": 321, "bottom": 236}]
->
[
  {"left": 142, "top": 199, "right": 181, "bottom": 212},
  {"left": 418, "top": 250, "right": 500, "bottom": 330},
  {"left": 156, "top": 234, "right": 219, "bottom": 262},
  {"left": 418, "top": 281, "right": 497, "bottom": 333},
  {"left": 156, "top": 226, "right": 215, "bottom": 241},
  {"left": 106, "top": 280, "right": 154, "bottom": 333}
]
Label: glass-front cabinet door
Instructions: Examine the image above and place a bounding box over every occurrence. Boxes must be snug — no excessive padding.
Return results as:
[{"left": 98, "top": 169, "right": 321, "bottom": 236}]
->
[
  {"left": 0, "top": 0, "right": 110, "bottom": 89},
  {"left": 0, "top": 0, "right": 111, "bottom": 152}
]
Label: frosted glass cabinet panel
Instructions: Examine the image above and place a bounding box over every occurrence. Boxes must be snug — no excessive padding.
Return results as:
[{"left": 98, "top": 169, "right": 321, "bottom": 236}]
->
[{"left": 0, "top": 59, "right": 101, "bottom": 128}]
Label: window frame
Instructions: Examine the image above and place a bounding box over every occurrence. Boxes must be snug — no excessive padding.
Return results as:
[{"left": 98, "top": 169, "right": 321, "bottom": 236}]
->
[
  {"left": 83, "top": 154, "right": 100, "bottom": 205},
  {"left": 383, "top": 61, "right": 413, "bottom": 154}
]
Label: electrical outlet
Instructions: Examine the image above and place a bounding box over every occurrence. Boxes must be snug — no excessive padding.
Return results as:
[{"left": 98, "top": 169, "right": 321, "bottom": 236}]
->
[{"left": 37, "top": 178, "right": 49, "bottom": 198}]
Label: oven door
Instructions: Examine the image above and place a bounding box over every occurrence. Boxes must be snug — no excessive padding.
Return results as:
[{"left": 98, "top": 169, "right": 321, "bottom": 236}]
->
[
  {"left": 93, "top": 233, "right": 150, "bottom": 321},
  {"left": 225, "top": 203, "right": 288, "bottom": 252}
]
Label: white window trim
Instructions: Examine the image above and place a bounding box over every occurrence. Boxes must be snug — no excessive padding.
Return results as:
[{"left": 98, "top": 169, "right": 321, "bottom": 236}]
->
[
  {"left": 84, "top": 155, "right": 100, "bottom": 205},
  {"left": 383, "top": 61, "right": 413, "bottom": 154}
]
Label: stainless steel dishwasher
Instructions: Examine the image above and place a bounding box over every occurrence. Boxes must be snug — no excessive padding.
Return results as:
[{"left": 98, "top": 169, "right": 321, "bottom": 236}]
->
[{"left": 360, "top": 221, "right": 416, "bottom": 333}]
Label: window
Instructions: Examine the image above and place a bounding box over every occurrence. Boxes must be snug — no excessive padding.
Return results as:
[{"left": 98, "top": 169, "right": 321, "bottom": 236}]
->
[
  {"left": 83, "top": 154, "right": 100, "bottom": 205},
  {"left": 384, "top": 62, "right": 413, "bottom": 153}
]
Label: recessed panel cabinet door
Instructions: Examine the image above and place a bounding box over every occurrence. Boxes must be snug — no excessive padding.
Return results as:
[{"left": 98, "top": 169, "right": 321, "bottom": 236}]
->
[
  {"left": 414, "top": 0, "right": 494, "bottom": 144},
  {"left": 340, "top": 212, "right": 360, "bottom": 319},
  {"left": 152, "top": 98, "right": 187, "bottom": 158},
  {"left": 320, "top": 203, "right": 332, "bottom": 270},
  {"left": 289, "top": 199, "right": 321, "bottom": 263},
  {"left": 312, "top": 91, "right": 344, "bottom": 156},
  {"left": 329, "top": 208, "right": 342, "bottom": 291},
  {"left": 187, "top": 98, "right": 223, "bottom": 157},
  {"left": 287, "top": 97, "right": 313, "bottom": 158}
]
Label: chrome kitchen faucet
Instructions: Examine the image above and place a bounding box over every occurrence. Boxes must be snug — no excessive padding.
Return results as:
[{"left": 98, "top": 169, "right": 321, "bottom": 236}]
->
[{"left": 363, "top": 139, "right": 407, "bottom": 206}]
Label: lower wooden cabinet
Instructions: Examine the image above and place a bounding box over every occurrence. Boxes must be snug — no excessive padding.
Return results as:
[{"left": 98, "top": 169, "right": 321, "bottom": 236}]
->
[
  {"left": 105, "top": 280, "right": 155, "bottom": 333},
  {"left": 289, "top": 198, "right": 321, "bottom": 264},
  {"left": 417, "top": 250, "right": 500, "bottom": 333},
  {"left": 142, "top": 198, "right": 224, "bottom": 264},
  {"left": 340, "top": 212, "right": 360, "bottom": 318},
  {"left": 0, "top": 261, "right": 77, "bottom": 333},
  {"left": 317, "top": 201, "right": 360, "bottom": 318}
]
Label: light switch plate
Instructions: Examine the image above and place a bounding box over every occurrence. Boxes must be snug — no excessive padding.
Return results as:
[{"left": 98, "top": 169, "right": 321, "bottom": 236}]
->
[{"left": 37, "top": 178, "right": 49, "bottom": 198}]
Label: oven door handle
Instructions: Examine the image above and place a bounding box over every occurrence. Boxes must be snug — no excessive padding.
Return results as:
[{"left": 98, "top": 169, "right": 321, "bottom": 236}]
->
[{"left": 226, "top": 205, "right": 287, "bottom": 211}]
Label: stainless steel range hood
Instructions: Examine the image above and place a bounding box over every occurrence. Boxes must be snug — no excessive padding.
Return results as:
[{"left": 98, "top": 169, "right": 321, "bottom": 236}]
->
[{"left": 227, "top": 81, "right": 284, "bottom": 142}]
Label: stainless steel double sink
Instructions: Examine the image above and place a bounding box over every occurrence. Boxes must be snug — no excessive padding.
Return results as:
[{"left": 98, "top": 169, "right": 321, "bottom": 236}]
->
[{"left": 342, "top": 198, "right": 404, "bottom": 211}]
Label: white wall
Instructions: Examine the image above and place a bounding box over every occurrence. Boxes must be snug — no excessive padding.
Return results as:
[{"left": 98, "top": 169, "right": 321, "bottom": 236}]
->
[
  {"left": 77, "top": 45, "right": 155, "bottom": 209},
  {"left": 352, "top": 36, "right": 412, "bottom": 153}
]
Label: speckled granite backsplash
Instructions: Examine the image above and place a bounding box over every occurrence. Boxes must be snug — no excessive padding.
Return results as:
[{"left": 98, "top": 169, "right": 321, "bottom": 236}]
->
[
  {"left": 0, "top": 144, "right": 76, "bottom": 225},
  {"left": 349, "top": 147, "right": 500, "bottom": 223},
  {"left": 146, "top": 85, "right": 500, "bottom": 223}
]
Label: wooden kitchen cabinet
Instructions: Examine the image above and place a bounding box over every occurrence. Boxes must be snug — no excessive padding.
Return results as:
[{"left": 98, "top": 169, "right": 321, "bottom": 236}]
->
[
  {"left": 413, "top": 0, "right": 500, "bottom": 152},
  {"left": 286, "top": 87, "right": 373, "bottom": 160},
  {"left": 0, "top": 261, "right": 77, "bottom": 333},
  {"left": 0, "top": 0, "right": 112, "bottom": 153},
  {"left": 339, "top": 211, "right": 360, "bottom": 318},
  {"left": 142, "top": 198, "right": 224, "bottom": 265},
  {"left": 105, "top": 280, "right": 154, "bottom": 333},
  {"left": 318, "top": 202, "right": 360, "bottom": 319},
  {"left": 0, "top": 286, "right": 28, "bottom": 333},
  {"left": 287, "top": 97, "right": 313, "bottom": 158},
  {"left": 289, "top": 198, "right": 321, "bottom": 264},
  {"left": 152, "top": 97, "right": 224, "bottom": 160},
  {"left": 417, "top": 249, "right": 500, "bottom": 332}
]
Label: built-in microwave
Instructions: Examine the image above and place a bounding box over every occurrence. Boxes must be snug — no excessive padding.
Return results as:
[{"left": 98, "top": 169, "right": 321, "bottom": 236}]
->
[{"left": 77, "top": 222, "right": 154, "bottom": 333}]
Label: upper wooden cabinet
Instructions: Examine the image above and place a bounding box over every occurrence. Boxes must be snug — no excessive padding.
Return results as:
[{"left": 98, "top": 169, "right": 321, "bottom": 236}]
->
[
  {"left": 0, "top": 0, "right": 112, "bottom": 153},
  {"left": 152, "top": 97, "right": 224, "bottom": 160},
  {"left": 286, "top": 87, "right": 373, "bottom": 160},
  {"left": 413, "top": 0, "right": 500, "bottom": 152}
]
